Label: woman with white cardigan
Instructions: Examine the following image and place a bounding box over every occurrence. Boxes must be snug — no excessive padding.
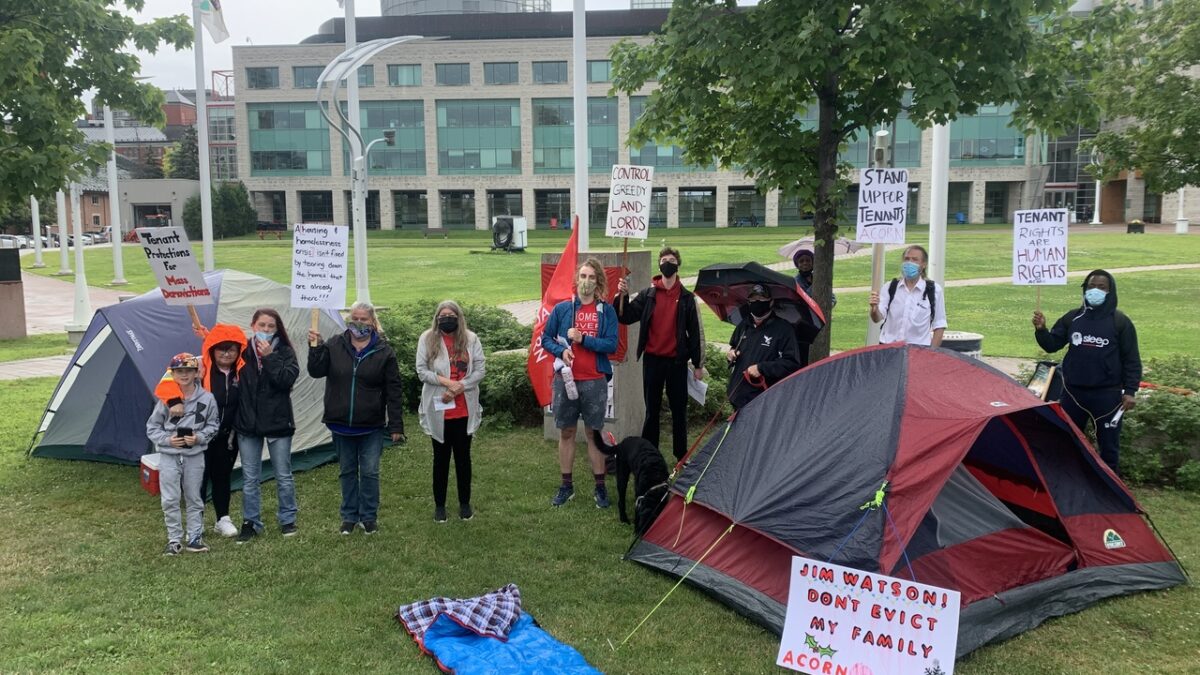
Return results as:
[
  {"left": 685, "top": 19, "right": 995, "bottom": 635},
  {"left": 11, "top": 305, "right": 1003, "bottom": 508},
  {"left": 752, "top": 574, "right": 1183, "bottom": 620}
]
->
[{"left": 416, "top": 301, "right": 486, "bottom": 523}]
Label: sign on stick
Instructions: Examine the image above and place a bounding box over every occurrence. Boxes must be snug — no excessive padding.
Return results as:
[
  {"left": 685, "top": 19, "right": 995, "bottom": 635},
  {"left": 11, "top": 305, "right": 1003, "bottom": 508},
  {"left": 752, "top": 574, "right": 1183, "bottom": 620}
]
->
[
  {"left": 605, "top": 164, "right": 654, "bottom": 239},
  {"left": 135, "top": 226, "right": 213, "bottom": 306},
  {"left": 856, "top": 169, "right": 909, "bottom": 244},
  {"left": 1012, "top": 209, "right": 1069, "bottom": 285},
  {"left": 290, "top": 223, "right": 349, "bottom": 308}
]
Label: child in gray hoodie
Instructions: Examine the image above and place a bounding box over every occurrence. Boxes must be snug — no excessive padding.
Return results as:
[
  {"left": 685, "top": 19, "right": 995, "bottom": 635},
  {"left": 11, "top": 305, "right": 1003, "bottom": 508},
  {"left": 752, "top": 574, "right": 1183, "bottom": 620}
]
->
[{"left": 146, "top": 353, "right": 219, "bottom": 555}]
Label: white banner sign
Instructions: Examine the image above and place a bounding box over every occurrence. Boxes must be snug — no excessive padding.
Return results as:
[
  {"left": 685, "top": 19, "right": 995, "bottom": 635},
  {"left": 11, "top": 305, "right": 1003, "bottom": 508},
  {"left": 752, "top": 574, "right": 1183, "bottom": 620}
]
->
[
  {"left": 1012, "top": 209, "right": 1069, "bottom": 285},
  {"left": 290, "top": 223, "right": 349, "bottom": 308},
  {"left": 135, "top": 227, "right": 213, "bottom": 306},
  {"left": 777, "top": 558, "right": 960, "bottom": 675},
  {"left": 605, "top": 164, "right": 654, "bottom": 240},
  {"left": 856, "top": 169, "right": 909, "bottom": 244}
]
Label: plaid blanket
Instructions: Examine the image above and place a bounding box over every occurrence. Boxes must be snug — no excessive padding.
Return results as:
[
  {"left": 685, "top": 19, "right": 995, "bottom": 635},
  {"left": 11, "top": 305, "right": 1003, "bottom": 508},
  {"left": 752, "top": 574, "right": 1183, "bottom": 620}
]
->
[{"left": 396, "top": 583, "right": 523, "bottom": 643}]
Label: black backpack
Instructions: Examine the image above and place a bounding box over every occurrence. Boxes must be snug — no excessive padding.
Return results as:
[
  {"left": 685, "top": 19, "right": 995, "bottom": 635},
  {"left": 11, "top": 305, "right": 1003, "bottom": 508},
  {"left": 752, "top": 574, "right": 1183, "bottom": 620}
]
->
[{"left": 885, "top": 278, "right": 936, "bottom": 326}]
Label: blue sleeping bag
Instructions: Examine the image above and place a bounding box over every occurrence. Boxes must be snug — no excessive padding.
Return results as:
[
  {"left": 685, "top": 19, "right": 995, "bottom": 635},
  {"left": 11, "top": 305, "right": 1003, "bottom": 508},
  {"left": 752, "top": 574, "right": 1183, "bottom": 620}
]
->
[{"left": 422, "top": 612, "right": 600, "bottom": 675}]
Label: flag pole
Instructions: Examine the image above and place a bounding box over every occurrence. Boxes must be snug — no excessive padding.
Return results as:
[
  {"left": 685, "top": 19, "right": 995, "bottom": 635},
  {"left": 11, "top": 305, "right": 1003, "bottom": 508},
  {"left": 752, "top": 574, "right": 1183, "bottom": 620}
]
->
[
  {"left": 572, "top": 0, "right": 589, "bottom": 252},
  {"left": 192, "top": 1, "right": 216, "bottom": 272}
]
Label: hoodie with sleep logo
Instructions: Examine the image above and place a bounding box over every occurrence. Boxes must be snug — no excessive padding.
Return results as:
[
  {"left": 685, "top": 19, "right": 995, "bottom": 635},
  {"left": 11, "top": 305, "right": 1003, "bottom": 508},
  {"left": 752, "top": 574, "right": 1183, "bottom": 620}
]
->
[{"left": 1036, "top": 270, "right": 1142, "bottom": 395}]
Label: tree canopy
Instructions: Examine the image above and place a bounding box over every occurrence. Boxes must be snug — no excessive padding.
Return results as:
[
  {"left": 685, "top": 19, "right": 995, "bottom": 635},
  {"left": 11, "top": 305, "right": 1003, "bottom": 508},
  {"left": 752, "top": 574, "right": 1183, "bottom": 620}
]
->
[
  {"left": 611, "top": 0, "right": 1079, "bottom": 358},
  {"left": 164, "top": 125, "right": 200, "bottom": 180},
  {"left": 0, "top": 0, "right": 191, "bottom": 210}
]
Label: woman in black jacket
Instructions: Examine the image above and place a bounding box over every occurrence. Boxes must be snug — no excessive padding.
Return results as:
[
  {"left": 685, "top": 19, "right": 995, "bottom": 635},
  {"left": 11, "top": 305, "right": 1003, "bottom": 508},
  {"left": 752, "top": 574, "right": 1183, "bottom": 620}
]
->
[
  {"left": 234, "top": 308, "right": 301, "bottom": 543},
  {"left": 308, "top": 301, "right": 405, "bottom": 535}
]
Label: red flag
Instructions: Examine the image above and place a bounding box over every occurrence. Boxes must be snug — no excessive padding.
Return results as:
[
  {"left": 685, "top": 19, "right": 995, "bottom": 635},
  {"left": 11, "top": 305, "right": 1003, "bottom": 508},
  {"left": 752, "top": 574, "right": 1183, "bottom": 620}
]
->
[{"left": 527, "top": 220, "right": 580, "bottom": 407}]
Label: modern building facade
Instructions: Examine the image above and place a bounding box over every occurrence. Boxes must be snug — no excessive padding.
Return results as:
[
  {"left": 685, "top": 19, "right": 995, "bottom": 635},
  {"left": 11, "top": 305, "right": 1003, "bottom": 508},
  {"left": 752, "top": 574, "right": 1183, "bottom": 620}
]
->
[
  {"left": 381, "top": 0, "right": 549, "bottom": 16},
  {"left": 230, "top": 8, "right": 1194, "bottom": 231}
]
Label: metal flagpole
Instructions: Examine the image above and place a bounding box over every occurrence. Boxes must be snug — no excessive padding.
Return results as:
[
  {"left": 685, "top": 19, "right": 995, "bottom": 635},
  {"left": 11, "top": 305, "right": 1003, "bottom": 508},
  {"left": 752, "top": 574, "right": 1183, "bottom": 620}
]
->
[
  {"left": 104, "top": 105, "right": 127, "bottom": 284},
  {"left": 55, "top": 190, "right": 71, "bottom": 275},
  {"left": 29, "top": 196, "right": 45, "bottom": 268},
  {"left": 572, "top": 0, "right": 589, "bottom": 251},
  {"left": 192, "top": 2, "right": 216, "bottom": 271}
]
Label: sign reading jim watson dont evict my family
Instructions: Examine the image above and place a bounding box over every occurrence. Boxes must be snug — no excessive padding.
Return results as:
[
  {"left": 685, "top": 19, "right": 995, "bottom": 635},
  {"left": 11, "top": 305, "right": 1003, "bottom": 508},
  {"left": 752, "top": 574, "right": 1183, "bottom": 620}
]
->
[
  {"left": 855, "top": 169, "right": 909, "bottom": 245},
  {"left": 290, "top": 223, "right": 349, "bottom": 309},
  {"left": 136, "top": 226, "right": 213, "bottom": 306},
  {"left": 1012, "top": 208, "right": 1069, "bottom": 285},
  {"left": 777, "top": 557, "right": 960, "bottom": 675},
  {"left": 605, "top": 164, "right": 654, "bottom": 240}
]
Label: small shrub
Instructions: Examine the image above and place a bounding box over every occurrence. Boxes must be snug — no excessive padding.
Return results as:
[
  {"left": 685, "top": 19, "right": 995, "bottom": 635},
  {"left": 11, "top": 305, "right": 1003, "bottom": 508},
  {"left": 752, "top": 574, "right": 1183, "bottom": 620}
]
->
[
  {"left": 1176, "top": 460, "right": 1200, "bottom": 493},
  {"left": 1121, "top": 387, "right": 1200, "bottom": 490},
  {"left": 1143, "top": 355, "right": 1200, "bottom": 391},
  {"left": 479, "top": 350, "right": 542, "bottom": 428}
]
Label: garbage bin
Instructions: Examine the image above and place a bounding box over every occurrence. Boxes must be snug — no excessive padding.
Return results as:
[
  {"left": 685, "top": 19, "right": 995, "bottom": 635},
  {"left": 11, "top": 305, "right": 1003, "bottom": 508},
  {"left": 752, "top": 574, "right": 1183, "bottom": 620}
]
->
[
  {"left": 941, "top": 331, "right": 983, "bottom": 359},
  {"left": 0, "top": 248, "right": 26, "bottom": 340}
]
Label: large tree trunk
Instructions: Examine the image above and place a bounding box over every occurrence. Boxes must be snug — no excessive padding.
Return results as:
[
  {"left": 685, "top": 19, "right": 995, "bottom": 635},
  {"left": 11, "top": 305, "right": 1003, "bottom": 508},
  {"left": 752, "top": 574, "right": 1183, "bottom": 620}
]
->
[{"left": 809, "top": 88, "right": 841, "bottom": 361}]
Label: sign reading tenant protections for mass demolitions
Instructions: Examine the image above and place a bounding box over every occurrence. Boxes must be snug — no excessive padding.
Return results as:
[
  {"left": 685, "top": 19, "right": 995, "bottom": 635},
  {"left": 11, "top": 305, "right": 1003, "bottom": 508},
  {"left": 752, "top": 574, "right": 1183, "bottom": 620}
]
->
[
  {"left": 856, "top": 168, "right": 909, "bottom": 244},
  {"left": 1012, "top": 209, "right": 1069, "bottom": 285},
  {"left": 136, "top": 226, "right": 213, "bottom": 306},
  {"left": 291, "top": 223, "right": 349, "bottom": 308},
  {"left": 777, "top": 557, "right": 960, "bottom": 675},
  {"left": 605, "top": 164, "right": 654, "bottom": 239}
]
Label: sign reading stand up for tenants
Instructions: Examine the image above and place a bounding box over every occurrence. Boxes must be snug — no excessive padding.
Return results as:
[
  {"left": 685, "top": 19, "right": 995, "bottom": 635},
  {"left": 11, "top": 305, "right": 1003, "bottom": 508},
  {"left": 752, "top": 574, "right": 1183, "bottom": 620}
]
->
[
  {"left": 605, "top": 164, "right": 654, "bottom": 240},
  {"left": 777, "top": 557, "right": 960, "bottom": 675},
  {"left": 855, "top": 168, "right": 909, "bottom": 245},
  {"left": 136, "top": 226, "right": 213, "bottom": 306}
]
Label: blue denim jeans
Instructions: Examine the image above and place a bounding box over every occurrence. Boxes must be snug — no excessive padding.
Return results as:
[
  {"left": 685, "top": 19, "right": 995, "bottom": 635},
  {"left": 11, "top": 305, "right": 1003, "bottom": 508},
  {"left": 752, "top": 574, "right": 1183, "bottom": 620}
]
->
[
  {"left": 238, "top": 434, "right": 297, "bottom": 531},
  {"left": 333, "top": 430, "right": 384, "bottom": 524}
]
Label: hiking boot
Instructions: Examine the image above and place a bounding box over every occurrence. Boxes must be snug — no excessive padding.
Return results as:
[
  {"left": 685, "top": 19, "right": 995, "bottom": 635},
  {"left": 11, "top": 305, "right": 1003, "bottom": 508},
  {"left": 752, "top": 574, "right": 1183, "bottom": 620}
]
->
[
  {"left": 551, "top": 485, "right": 574, "bottom": 507},
  {"left": 163, "top": 541, "right": 182, "bottom": 556},
  {"left": 214, "top": 516, "right": 238, "bottom": 538},
  {"left": 185, "top": 537, "right": 209, "bottom": 553},
  {"left": 280, "top": 523, "right": 298, "bottom": 537},
  {"left": 459, "top": 504, "right": 474, "bottom": 521},
  {"left": 235, "top": 521, "right": 257, "bottom": 545},
  {"left": 594, "top": 485, "right": 611, "bottom": 509},
  {"left": 362, "top": 521, "right": 378, "bottom": 535},
  {"left": 434, "top": 506, "right": 448, "bottom": 523},
  {"left": 339, "top": 521, "right": 356, "bottom": 535}
]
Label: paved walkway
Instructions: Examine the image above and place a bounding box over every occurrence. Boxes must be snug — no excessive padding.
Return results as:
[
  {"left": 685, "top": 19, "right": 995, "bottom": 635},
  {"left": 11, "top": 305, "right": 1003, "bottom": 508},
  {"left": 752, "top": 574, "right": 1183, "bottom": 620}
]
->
[
  {"left": 20, "top": 269, "right": 132, "bottom": 335},
  {"left": 0, "top": 355, "right": 72, "bottom": 381}
]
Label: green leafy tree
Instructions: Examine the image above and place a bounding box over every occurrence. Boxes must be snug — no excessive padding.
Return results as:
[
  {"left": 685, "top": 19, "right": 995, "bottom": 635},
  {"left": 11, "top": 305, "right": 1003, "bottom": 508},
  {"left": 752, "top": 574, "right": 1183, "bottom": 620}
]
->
[
  {"left": 612, "top": 0, "right": 1076, "bottom": 359},
  {"left": 165, "top": 125, "right": 200, "bottom": 180},
  {"left": 183, "top": 182, "right": 259, "bottom": 241},
  {"left": 0, "top": 1, "right": 191, "bottom": 210}
]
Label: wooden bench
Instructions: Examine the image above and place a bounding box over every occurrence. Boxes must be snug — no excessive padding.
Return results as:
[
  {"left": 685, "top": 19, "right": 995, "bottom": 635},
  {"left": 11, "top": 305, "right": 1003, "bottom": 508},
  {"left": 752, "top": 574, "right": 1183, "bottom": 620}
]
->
[{"left": 423, "top": 226, "right": 448, "bottom": 239}]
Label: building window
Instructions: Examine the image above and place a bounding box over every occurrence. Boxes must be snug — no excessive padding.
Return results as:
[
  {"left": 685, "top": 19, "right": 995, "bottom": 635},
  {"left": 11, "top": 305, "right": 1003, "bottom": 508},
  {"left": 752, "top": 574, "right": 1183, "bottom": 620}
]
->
[
  {"left": 92, "top": 214, "right": 101, "bottom": 226},
  {"left": 340, "top": 100, "right": 425, "bottom": 176},
  {"left": 630, "top": 96, "right": 707, "bottom": 172},
  {"left": 533, "top": 61, "right": 568, "bottom": 84},
  {"left": 211, "top": 146, "right": 238, "bottom": 181},
  {"left": 535, "top": 189, "right": 570, "bottom": 229},
  {"left": 342, "top": 190, "right": 381, "bottom": 229},
  {"left": 440, "top": 190, "right": 476, "bottom": 229},
  {"left": 679, "top": 188, "right": 717, "bottom": 227},
  {"left": 436, "top": 63, "right": 471, "bottom": 86},
  {"left": 358, "top": 65, "right": 374, "bottom": 87},
  {"left": 487, "top": 190, "right": 522, "bottom": 222},
  {"left": 649, "top": 188, "right": 667, "bottom": 228},
  {"left": 484, "top": 62, "right": 518, "bottom": 85},
  {"left": 245, "top": 67, "right": 279, "bottom": 89},
  {"left": 588, "top": 189, "right": 608, "bottom": 229},
  {"left": 532, "top": 97, "right": 617, "bottom": 174},
  {"left": 587, "top": 60, "right": 611, "bottom": 83},
  {"left": 248, "top": 102, "right": 329, "bottom": 176},
  {"left": 727, "top": 188, "right": 765, "bottom": 225},
  {"left": 950, "top": 103, "right": 1025, "bottom": 167},
  {"left": 436, "top": 100, "right": 521, "bottom": 175},
  {"left": 393, "top": 191, "right": 428, "bottom": 228},
  {"left": 778, "top": 194, "right": 814, "bottom": 226},
  {"left": 251, "top": 191, "right": 286, "bottom": 224},
  {"left": 91, "top": 195, "right": 99, "bottom": 205},
  {"left": 388, "top": 64, "right": 422, "bottom": 86},
  {"left": 293, "top": 66, "right": 323, "bottom": 89},
  {"left": 299, "top": 191, "right": 334, "bottom": 223},
  {"left": 208, "top": 107, "right": 235, "bottom": 142}
]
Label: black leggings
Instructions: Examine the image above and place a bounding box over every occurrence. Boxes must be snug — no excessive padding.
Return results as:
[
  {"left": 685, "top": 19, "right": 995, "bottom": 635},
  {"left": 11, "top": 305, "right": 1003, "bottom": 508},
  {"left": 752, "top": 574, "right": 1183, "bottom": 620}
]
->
[
  {"left": 202, "top": 428, "right": 237, "bottom": 519},
  {"left": 432, "top": 417, "right": 472, "bottom": 508}
]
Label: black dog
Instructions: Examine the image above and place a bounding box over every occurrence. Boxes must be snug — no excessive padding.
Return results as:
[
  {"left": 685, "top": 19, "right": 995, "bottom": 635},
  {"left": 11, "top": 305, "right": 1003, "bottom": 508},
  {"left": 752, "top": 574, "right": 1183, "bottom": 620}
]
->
[{"left": 596, "top": 433, "right": 671, "bottom": 535}]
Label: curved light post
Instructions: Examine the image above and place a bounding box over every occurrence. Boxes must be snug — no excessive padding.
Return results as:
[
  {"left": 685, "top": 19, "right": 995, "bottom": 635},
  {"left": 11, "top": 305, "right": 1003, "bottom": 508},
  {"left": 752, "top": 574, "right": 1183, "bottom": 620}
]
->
[{"left": 316, "top": 36, "right": 422, "bottom": 305}]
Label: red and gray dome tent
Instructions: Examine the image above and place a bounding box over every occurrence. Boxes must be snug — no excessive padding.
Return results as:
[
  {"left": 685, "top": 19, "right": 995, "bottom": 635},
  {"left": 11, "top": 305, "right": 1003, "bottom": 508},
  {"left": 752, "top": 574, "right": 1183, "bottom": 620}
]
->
[{"left": 628, "top": 344, "right": 1185, "bottom": 656}]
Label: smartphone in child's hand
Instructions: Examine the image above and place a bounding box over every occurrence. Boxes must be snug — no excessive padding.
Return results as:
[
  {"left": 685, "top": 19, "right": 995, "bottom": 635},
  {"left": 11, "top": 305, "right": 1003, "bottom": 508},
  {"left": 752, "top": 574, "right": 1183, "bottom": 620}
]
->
[{"left": 175, "top": 427, "right": 194, "bottom": 448}]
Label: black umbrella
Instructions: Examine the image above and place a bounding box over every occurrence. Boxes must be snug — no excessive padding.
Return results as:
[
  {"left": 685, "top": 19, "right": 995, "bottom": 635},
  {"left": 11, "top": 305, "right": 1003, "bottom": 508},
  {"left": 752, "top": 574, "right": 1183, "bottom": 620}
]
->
[{"left": 693, "top": 262, "right": 826, "bottom": 342}]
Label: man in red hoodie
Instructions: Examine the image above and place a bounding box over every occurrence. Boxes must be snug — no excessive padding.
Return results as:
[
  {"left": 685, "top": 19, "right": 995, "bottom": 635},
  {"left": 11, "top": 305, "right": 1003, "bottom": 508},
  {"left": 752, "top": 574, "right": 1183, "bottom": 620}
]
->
[{"left": 615, "top": 247, "right": 705, "bottom": 461}]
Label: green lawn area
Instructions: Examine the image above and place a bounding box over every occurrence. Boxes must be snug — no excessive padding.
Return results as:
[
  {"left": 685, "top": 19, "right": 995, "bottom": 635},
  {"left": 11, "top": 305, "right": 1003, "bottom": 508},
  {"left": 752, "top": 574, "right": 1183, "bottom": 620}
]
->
[
  {"left": 0, "top": 333, "right": 74, "bottom": 363},
  {"left": 0, "top": 377, "right": 1195, "bottom": 673}
]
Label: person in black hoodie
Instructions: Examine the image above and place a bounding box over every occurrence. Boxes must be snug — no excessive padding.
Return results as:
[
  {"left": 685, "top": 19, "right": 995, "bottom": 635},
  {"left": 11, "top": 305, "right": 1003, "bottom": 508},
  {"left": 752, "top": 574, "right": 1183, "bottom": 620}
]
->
[
  {"left": 1032, "top": 269, "right": 1141, "bottom": 473},
  {"left": 726, "top": 284, "right": 802, "bottom": 410},
  {"left": 614, "top": 246, "right": 705, "bottom": 461},
  {"left": 308, "top": 301, "right": 405, "bottom": 535},
  {"left": 235, "top": 308, "right": 301, "bottom": 543}
]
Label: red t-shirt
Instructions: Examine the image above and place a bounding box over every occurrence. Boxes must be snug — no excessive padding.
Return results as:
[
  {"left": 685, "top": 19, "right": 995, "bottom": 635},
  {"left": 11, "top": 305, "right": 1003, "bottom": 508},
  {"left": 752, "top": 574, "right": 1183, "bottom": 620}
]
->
[
  {"left": 571, "top": 301, "right": 603, "bottom": 381},
  {"left": 442, "top": 334, "right": 469, "bottom": 420},
  {"left": 645, "top": 278, "right": 681, "bottom": 358}
]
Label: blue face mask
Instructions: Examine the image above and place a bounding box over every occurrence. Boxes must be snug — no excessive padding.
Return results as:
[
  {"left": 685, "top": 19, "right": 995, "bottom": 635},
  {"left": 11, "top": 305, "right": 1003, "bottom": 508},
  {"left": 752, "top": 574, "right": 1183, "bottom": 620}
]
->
[
  {"left": 901, "top": 261, "right": 921, "bottom": 280},
  {"left": 254, "top": 331, "right": 274, "bottom": 343},
  {"left": 1084, "top": 288, "right": 1107, "bottom": 307}
]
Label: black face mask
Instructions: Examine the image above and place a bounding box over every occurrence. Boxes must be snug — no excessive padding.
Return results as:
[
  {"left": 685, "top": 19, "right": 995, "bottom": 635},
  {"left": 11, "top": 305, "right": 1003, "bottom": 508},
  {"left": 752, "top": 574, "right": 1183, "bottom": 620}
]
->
[
  {"left": 437, "top": 317, "right": 458, "bottom": 334},
  {"left": 749, "top": 300, "right": 771, "bottom": 317},
  {"left": 659, "top": 261, "right": 679, "bottom": 278}
]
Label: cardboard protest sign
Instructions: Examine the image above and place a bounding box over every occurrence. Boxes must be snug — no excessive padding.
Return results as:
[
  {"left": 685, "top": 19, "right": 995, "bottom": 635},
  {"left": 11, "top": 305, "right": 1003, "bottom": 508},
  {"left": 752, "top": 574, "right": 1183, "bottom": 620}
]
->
[
  {"left": 135, "top": 226, "right": 213, "bottom": 306},
  {"left": 856, "top": 169, "right": 909, "bottom": 244},
  {"left": 605, "top": 164, "right": 654, "bottom": 240},
  {"left": 290, "top": 223, "right": 349, "bottom": 308},
  {"left": 1012, "top": 209, "right": 1069, "bottom": 285},
  {"left": 777, "top": 558, "right": 960, "bottom": 675}
]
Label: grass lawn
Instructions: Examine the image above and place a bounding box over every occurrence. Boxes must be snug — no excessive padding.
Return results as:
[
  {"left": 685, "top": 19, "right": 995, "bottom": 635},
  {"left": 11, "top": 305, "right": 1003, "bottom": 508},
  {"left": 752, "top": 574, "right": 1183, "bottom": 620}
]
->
[
  {"left": 1, "top": 377, "right": 1196, "bottom": 673},
  {"left": 0, "top": 333, "right": 74, "bottom": 363}
]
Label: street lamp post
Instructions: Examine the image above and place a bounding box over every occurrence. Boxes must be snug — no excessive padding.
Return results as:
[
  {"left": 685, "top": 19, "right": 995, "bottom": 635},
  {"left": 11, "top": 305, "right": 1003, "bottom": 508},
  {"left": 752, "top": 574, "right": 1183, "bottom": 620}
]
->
[
  {"left": 1090, "top": 152, "right": 1103, "bottom": 226},
  {"left": 316, "top": 36, "right": 422, "bottom": 305}
]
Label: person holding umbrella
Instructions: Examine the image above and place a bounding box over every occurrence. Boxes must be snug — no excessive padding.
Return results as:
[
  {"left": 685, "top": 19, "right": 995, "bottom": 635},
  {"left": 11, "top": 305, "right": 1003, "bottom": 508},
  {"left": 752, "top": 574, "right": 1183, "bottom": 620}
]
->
[
  {"left": 791, "top": 248, "right": 835, "bottom": 367},
  {"left": 726, "top": 284, "right": 802, "bottom": 409}
]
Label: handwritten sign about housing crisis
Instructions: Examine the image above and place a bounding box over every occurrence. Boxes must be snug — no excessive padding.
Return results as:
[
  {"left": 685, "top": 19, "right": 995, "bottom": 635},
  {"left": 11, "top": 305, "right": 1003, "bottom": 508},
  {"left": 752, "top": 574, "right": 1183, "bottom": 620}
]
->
[
  {"left": 135, "top": 226, "right": 213, "bottom": 306},
  {"left": 605, "top": 164, "right": 654, "bottom": 239},
  {"left": 856, "top": 169, "right": 909, "bottom": 244},
  {"left": 777, "top": 558, "right": 961, "bottom": 675},
  {"left": 1012, "top": 209, "right": 1069, "bottom": 285},
  {"left": 290, "top": 223, "right": 349, "bottom": 308}
]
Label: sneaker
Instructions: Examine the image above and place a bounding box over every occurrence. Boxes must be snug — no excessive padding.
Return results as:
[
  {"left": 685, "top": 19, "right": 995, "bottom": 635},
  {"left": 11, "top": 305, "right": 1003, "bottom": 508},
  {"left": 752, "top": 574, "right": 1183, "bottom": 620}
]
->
[
  {"left": 185, "top": 537, "right": 209, "bottom": 553},
  {"left": 362, "top": 521, "right": 378, "bottom": 535},
  {"left": 163, "top": 541, "right": 182, "bottom": 556},
  {"left": 594, "top": 485, "right": 611, "bottom": 509},
  {"left": 459, "top": 504, "right": 474, "bottom": 521},
  {"left": 434, "top": 506, "right": 448, "bottom": 523},
  {"left": 551, "top": 485, "right": 575, "bottom": 507},
  {"left": 280, "top": 523, "right": 298, "bottom": 537},
  {"left": 214, "top": 516, "right": 238, "bottom": 538},
  {"left": 235, "top": 521, "right": 257, "bottom": 545},
  {"left": 339, "top": 521, "right": 356, "bottom": 535}
]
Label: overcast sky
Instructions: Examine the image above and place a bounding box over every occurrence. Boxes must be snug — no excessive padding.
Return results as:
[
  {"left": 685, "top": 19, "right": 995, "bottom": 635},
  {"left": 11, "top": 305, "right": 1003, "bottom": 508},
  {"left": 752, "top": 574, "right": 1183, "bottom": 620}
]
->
[{"left": 113, "top": 0, "right": 656, "bottom": 96}]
